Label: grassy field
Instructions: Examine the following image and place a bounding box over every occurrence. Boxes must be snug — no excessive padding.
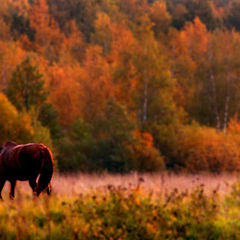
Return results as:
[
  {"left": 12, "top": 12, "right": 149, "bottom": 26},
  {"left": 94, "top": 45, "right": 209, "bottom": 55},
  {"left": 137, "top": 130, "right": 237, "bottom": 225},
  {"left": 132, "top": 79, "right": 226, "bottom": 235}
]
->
[{"left": 1, "top": 173, "right": 240, "bottom": 239}]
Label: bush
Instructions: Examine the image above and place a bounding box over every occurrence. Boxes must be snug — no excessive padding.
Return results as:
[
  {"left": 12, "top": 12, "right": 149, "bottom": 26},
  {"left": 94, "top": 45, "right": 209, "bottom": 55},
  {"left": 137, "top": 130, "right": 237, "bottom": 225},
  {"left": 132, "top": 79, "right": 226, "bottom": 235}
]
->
[
  {"left": 0, "top": 92, "right": 33, "bottom": 144},
  {"left": 127, "top": 131, "right": 165, "bottom": 172},
  {"left": 174, "top": 123, "right": 240, "bottom": 172}
]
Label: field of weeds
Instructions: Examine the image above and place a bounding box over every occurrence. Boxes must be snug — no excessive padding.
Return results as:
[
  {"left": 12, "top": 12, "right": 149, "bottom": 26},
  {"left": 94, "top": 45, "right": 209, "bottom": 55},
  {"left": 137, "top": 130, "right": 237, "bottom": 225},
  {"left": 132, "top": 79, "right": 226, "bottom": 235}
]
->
[{"left": 0, "top": 173, "right": 240, "bottom": 239}]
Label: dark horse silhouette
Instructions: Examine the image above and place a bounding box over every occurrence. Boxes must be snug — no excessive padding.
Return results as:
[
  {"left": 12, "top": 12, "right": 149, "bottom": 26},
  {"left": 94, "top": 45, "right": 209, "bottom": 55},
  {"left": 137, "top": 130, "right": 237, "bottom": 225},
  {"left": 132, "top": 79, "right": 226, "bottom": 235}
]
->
[{"left": 0, "top": 141, "right": 54, "bottom": 199}]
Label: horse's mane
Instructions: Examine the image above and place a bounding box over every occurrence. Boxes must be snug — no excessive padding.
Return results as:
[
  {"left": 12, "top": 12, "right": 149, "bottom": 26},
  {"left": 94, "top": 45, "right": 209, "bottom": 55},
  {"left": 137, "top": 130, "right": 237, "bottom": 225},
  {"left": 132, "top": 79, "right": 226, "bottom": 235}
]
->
[
  {"left": 0, "top": 141, "right": 17, "bottom": 153},
  {"left": 4, "top": 141, "right": 17, "bottom": 148}
]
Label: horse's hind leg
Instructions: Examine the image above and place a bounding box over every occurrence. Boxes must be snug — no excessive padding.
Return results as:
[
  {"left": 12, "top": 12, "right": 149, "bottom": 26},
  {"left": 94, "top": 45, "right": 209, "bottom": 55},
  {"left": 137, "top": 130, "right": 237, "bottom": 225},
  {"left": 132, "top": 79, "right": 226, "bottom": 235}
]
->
[
  {"left": 46, "top": 184, "right": 51, "bottom": 195},
  {"left": 9, "top": 180, "right": 16, "bottom": 200}
]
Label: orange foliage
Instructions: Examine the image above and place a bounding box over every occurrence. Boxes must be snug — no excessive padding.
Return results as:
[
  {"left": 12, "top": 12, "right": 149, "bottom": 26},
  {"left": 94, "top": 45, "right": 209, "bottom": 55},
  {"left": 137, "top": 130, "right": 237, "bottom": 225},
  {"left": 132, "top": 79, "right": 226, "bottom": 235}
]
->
[
  {"left": 10, "top": 0, "right": 30, "bottom": 16},
  {"left": 209, "top": 1, "right": 225, "bottom": 21},
  {"left": 110, "top": 25, "right": 139, "bottom": 108},
  {"left": 180, "top": 17, "right": 208, "bottom": 56},
  {"left": 62, "top": 20, "right": 85, "bottom": 61},
  {"left": 128, "top": 130, "right": 164, "bottom": 171},
  {"left": 227, "top": 117, "right": 240, "bottom": 147},
  {"left": 0, "top": 17, "right": 11, "bottom": 41},
  {"left": 0, "top": 41, "right": 27, "bottom": 89},
  {"left": 47, "top": 64, "right": 83, "bottom": 126},
  {"left": 29, "top": 0, "right": 65, "bottom": 60},
  {"left": 228, "top": 117, "right": 240, "bottom": 134},
  {"left": 19, "top": 34, "right": 34, "bottom": 51},
  {"left": 170, "top": 17, "right": 208, "bottom": 71},
  {"left": 134, "top": 130, "right": 154, "bottom": 148},
  {"left": 176, "top": 124, "right": 240, "bottom": 172},
  {"left": 168, "top": 18, "right": 208, "bottom": 109},
  {"left": 80, "top": 46, "right": 114, "bottom": 122},
  {"left": 149, "top": 1, "right": 171, "bottom": 35}
]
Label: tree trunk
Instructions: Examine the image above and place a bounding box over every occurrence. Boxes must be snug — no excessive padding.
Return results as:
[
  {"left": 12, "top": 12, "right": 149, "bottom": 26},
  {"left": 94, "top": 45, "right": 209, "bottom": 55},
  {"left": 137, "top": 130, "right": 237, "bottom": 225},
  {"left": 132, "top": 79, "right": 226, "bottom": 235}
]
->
[
  {"left": 143, "top": 75, "right": 148, "bottom": 122},
  {"left": 223, "top": 74, "right": 230, "bottom": 132},
  {"left": 209, "top": 71, "right": 221, "bottom": 130}
]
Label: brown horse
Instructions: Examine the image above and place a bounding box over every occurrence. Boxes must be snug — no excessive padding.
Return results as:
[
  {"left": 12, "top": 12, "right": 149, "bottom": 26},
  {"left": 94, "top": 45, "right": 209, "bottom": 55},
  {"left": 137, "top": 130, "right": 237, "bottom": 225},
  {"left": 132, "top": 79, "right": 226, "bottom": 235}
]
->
[{"left": 0, "top": 141, "right": 54, "bottom": 199}]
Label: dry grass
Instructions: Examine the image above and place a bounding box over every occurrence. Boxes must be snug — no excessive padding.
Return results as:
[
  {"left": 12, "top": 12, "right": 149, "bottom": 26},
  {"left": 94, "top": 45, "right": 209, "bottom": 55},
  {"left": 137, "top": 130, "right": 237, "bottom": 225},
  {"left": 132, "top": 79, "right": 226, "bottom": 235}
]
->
[
  {"left": 0, "top": 172, "right": 239, "bottom": 239},
  {"left": 1, "top": 172, "right": 239, "bottom": 199}
]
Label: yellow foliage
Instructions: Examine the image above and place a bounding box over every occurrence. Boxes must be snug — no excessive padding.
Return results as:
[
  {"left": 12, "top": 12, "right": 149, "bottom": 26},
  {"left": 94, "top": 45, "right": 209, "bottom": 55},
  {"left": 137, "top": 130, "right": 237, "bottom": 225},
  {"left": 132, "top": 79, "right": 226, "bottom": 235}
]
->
[
  {"left": 0, "top": 92, "right": 34, "bottom": 144},
  {"left": 0, "top": 92, "right": 53, "bottom": 147}
]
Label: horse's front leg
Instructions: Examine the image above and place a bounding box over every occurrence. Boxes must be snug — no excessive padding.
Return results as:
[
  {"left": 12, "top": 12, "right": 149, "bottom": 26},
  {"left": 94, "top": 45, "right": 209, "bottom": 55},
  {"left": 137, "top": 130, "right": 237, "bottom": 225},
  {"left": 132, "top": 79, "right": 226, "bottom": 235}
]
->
[
  {"left": 9, "top": 180, "right": 16, "bottom": 200},
  {"left": 29, "top": 178, "right": 37, "bottom": 194},
  {"left": 0, "top": 178, "right": 6, "bottom": 200}
]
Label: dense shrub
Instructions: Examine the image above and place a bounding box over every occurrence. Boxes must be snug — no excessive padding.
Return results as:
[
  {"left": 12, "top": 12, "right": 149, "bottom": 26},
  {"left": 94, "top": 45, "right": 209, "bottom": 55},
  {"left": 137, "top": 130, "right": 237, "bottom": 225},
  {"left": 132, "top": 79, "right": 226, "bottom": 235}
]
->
[
  {"left": 174, "top": 123, "right": 240, "bottom": 172},
  {"left": 126, "top": 131, "right": 165, "bottom": 172},
  {"left": 57, "top": 118, "right": 165, "bottom": 173}
]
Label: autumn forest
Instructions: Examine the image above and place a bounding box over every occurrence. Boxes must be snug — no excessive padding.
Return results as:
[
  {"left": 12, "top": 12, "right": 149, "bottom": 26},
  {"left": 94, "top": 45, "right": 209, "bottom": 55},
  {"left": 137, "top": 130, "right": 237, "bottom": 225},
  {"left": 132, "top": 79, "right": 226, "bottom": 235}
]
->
[{"left": 1, "top": 0, "right": 240, "bottom": 173}]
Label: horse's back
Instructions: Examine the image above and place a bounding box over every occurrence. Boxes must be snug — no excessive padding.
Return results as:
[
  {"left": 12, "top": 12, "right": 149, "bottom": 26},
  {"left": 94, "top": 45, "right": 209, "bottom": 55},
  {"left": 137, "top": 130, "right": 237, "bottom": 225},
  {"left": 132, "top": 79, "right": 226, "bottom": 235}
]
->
[{"left": 18, "top": 143, "right": 45, "bottom": 169}]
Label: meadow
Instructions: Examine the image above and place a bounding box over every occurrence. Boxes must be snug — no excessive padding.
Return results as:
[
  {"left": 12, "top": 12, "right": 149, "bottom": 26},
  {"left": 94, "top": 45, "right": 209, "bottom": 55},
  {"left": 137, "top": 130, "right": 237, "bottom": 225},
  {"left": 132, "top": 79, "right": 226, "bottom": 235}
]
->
[
  {"left": 2, "top": 1, "right": 240, "bottom": 238},
  {"left": 0, "top": 173, "right": 240, "bottom": 240}
]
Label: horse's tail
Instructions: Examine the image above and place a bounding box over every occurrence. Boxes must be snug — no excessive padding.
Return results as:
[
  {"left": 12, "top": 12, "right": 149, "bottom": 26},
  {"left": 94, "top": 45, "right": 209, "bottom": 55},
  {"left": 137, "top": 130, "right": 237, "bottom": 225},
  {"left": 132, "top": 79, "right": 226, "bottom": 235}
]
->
[{"left": 36, "top": 146, "right": 54, "bottom": 196}]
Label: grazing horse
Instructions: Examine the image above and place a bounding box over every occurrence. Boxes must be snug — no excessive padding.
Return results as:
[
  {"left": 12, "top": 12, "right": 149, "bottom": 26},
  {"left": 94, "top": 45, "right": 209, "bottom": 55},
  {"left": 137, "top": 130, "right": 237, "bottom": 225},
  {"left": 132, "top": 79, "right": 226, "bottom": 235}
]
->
[{"left": 0, "top": 141, "right": 54, "bottom": 199}]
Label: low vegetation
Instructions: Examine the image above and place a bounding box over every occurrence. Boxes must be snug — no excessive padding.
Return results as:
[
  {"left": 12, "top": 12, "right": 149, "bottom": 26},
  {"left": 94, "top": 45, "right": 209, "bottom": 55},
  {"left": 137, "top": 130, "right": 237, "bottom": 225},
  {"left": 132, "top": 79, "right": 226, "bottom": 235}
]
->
[{"left": 0, "top": 173, "right": 239, "bottom": 239}]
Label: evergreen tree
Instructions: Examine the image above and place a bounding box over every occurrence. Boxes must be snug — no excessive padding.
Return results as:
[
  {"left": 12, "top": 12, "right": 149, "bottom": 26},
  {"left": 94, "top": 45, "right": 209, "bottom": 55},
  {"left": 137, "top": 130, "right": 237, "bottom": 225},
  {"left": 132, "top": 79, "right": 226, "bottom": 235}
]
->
[{"left": 6, "top": 57, "right": 47, "bottom": 111}]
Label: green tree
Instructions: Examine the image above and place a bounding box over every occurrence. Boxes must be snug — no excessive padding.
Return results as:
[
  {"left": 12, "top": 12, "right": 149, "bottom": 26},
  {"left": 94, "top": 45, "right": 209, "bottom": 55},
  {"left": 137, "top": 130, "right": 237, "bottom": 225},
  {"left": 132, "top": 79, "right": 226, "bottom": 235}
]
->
[
  {"left": 6, "top": 57, "right": 62, "bottom": 142},
  {"left": 58, "top": 100, "right": 135, "bottom": 172},
  {"left": 38, "top": 103, "right": 63, "bottom": 140},
  {"left": 57, "top": 119, "right": 94, "bottom": 172},
  {"left": 6, "top": 57, "right": 47, "bottom": 111},
  {"left": 134, "top": 15, "right": 185, "bottom": 129},
  {"left": 57, "top": 99, "right": 164, "bottom": 173}
]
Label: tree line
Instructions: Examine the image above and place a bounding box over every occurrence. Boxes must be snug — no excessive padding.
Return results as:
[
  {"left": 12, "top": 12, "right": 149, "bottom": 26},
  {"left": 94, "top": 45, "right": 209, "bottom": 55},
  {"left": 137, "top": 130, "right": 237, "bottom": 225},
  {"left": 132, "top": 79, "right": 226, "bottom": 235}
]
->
[{"left": 1, "top": 0, "right": 240, "bottom": 172}]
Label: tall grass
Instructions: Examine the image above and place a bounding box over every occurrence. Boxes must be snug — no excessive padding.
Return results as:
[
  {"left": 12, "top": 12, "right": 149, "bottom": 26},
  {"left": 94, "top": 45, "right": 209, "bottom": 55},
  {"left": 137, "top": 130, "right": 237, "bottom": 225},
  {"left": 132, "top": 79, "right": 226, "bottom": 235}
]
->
[
  {"left": 51, "top": 172, "right": 238, "bottom": 196},
  {"left": 0, "top": 173, "right": 239, "bottom": 239}
]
